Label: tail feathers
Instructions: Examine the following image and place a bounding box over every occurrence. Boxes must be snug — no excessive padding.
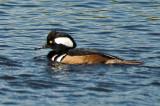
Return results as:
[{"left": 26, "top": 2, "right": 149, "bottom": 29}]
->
[
  {"left": 121, "top": 60, "right": 142, "bottom": 64},
  {"left": 106, "top": 59, "right": 142, "bottom": 65}
]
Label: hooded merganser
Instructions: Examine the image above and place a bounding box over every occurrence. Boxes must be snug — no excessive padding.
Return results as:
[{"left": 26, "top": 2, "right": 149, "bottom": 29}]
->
[{"left": 35, "top": 30, "right": 141, "bottom": 65}]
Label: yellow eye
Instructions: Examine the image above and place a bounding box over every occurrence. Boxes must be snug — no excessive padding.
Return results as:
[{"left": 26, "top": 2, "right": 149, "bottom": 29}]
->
[{"left": 49, "top": 40, "right": 53, "bottom": 44}]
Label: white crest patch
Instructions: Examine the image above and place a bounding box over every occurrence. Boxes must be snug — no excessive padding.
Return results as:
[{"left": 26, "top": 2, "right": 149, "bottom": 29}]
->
[{"left": 55, "top": 37, "right": 73, "bottom": 47}]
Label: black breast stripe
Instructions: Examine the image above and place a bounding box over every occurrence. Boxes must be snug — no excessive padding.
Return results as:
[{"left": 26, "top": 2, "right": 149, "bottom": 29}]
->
[{"left": 54, "top": 54, "right": 66, "bottom": 62}]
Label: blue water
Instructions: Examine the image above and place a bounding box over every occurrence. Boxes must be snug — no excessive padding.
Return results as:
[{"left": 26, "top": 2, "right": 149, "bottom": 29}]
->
[{"left": 0, "top": 0, "right": 160, "bottom": 105}]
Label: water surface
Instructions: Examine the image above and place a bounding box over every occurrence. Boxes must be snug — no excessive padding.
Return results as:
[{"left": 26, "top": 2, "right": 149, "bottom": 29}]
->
[{"left": 0, "top": 0, "right": 160, "bottom": 105}]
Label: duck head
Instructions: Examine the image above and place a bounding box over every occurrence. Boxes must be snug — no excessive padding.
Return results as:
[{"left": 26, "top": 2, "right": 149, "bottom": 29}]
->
[{"left": 35, "top": 30, "right": 77, "bottom": 54}]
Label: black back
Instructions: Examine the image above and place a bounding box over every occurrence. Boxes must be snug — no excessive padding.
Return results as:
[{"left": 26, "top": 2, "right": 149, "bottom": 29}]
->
[{"left": 67, "top": 48, "right": 122, "bottom": 59}]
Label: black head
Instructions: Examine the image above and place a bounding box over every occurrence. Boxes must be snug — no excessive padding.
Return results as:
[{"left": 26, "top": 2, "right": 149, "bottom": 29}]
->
[{"left": 35, "top": 30, "right": 77, "bottom": 54}]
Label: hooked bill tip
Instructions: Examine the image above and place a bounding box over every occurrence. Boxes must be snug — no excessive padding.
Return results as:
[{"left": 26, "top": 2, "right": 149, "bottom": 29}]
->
[
  {"left": 34, "top": 47, "right": 42, "bottom": 50},
  {"left": 34, "top": 44, "right": 47, "bottom": 50}
]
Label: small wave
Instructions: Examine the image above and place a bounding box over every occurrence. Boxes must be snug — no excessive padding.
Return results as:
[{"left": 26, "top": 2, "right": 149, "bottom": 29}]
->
[
  {"left": 0, "top": 56, "right": 21, "bottom": 67},
  {"left": 0, "top": 75, "right": 18, "bottom": 80}
]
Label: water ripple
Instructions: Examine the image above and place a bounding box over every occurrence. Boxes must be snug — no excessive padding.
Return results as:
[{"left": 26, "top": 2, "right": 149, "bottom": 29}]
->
[{"left": 86, "top": 87, "right": 113, "bottom": 92}]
